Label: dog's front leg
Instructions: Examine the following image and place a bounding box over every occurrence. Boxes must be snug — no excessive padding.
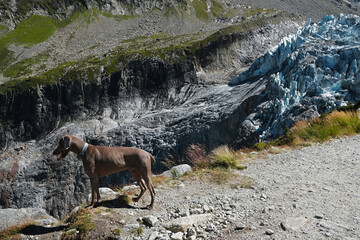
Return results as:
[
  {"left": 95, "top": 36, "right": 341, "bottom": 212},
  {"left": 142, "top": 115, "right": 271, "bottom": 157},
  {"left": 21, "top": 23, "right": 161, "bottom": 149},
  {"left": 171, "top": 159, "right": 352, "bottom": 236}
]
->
[{"left": 87, "top": 176, "right": 99, "bottom": 209}]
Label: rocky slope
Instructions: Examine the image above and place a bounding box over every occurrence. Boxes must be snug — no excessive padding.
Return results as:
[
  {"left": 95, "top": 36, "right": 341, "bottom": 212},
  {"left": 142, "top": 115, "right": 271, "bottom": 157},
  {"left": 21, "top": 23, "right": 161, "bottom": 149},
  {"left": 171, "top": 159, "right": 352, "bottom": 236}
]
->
[
  {"left": 0, "top": 0, "right": 359, "bottom": 221},
  {"left": 2, "top": 135, "right": 359, "bottom": 239}
]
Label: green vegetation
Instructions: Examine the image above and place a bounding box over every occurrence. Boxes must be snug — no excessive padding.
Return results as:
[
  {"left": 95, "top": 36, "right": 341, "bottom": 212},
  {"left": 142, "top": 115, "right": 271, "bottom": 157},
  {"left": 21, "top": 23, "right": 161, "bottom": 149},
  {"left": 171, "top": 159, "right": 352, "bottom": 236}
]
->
[
  {"left": 62, "top": 208, "right": 96, "bottom": 240},
  {"left": 131, "top": 226, "right": 143, "bottom": 236},
  {"left": 254, "top": 104, "right": 360, "bottom": 150},
  {"left": 184, "top": 144, "right": 249, "bottom": 185},
  {"left": 0, "top": 15, "right": 59, "bottom": 48},
  {"left": 191, "top": 0, "right": 210, "bottom": 21},
  {"left": 0, "top": 1, "right": 288, "bottom": 95},
  {"left": 209, "top": 145, "right": 245, "bottom": 170}
]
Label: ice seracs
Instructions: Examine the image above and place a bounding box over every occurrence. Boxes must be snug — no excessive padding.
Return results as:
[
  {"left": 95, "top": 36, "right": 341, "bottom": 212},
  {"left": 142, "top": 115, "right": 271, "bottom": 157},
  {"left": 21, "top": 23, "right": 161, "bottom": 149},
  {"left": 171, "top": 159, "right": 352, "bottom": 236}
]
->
[{"left": 231, "top": 14, "right": 360, "bottom": 141}]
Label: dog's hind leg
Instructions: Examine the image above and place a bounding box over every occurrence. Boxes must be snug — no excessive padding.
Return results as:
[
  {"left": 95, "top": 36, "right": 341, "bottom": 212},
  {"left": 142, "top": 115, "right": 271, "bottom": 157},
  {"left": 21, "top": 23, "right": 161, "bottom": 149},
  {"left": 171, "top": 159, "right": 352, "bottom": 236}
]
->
[
  {"left": 130, "top": 169, "right": 146, "bottom": 202},
  {"left": 141, "top": 173, "right": 155, "bottom": 210}
]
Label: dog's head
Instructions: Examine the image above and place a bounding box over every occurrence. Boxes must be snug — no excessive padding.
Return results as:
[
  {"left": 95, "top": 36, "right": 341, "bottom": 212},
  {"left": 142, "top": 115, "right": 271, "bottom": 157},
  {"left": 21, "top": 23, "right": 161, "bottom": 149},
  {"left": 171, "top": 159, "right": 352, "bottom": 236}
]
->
[{"left": 53, "top": 135, "right": 71, "bottom": 159}]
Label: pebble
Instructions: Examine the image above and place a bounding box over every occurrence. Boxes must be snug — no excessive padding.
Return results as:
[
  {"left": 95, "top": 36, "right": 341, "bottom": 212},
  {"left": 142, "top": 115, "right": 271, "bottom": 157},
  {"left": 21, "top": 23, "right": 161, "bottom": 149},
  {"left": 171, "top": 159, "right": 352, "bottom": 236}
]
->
[
  {"left": 315, "top": 214, "right": 324, "bottom": 219},
  {"left": 170, "top": 232, "right": 183, "bottom": 240},
  {"left": 265, "top": 229, "right": 274, "bottom": 235}
]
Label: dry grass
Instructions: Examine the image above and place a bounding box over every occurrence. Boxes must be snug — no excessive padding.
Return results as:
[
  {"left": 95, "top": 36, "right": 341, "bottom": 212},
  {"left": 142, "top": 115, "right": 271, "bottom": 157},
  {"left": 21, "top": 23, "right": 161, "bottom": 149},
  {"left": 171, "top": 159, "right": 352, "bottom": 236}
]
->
[
  {"left": 292, "top": 110, "right": 360, "bottom": 144},
  {"left": 152, "top": 175, "right": 169, "bottom": 187},
  {"left": 0, "top": 221, "right": 36, "bottom": 240},
  {"left": 254, "top": 110, "right": 360, "bottom": 149}
]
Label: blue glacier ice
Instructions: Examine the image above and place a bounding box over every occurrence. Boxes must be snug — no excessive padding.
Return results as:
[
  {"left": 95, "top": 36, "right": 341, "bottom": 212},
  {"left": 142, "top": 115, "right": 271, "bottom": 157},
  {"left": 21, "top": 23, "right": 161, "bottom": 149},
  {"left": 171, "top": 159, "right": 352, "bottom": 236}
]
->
[{"left": 230, "top": 14, "right": 360, "bottom": 141}]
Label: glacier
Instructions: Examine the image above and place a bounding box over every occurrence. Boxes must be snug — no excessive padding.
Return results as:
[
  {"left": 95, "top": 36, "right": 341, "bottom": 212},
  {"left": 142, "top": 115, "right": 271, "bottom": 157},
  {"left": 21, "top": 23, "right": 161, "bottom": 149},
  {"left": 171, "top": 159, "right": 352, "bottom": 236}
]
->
[{"left": 230, "top": 14, "right": 360, "bottom": 141}]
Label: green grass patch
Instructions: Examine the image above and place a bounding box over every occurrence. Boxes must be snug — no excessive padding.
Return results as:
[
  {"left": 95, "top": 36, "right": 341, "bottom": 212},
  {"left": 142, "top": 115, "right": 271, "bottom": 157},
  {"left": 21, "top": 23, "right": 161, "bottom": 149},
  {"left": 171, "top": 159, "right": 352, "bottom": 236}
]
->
[
  {"left": 0, "top": 15, "right": 59, "bottom": 48},
  {"left": 62, "top": 208, "right": 96, "bottom": 240},
  {"left": 131, "top": 226, "right": 143, "bottom": 236},
  {"left": 102, "top": 11, "right": 138, "bottom": 21},
  {"left": 191, "top": 0, "right": 210, "bottom": 22},
  {"left": 3, "top": 52, "right": 50, "bottom": 78},
  {"left": 210, "top": 0, "right": 226, "bottom": 18}
]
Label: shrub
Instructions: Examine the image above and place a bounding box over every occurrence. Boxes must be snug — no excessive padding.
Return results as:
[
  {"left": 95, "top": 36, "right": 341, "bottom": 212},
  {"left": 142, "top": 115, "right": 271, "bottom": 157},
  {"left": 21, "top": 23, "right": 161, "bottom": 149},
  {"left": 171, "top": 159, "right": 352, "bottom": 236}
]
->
[
  {"left": 292, "top": 110, "right": 360, "bottom": 144},
  {"left": 185, "top": 144, "right": 210, "bottom": 169},
  {"left": 209, "top": 145, "right": 238, "bottom": 169}
]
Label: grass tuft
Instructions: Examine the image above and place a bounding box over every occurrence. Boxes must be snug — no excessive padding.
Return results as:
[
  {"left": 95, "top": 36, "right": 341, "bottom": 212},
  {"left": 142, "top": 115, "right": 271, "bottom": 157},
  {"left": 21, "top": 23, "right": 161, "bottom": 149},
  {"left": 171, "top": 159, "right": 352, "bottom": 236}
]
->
[{"left": 62, "top": 208, "right": 95, "bottom": 240}]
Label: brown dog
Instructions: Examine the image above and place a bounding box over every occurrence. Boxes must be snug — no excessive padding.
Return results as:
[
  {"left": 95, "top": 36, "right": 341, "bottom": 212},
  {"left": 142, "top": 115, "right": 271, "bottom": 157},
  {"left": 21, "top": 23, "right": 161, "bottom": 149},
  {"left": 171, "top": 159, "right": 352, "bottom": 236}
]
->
[{"left": 53, "top": 134, "right": 156, "bottom": 209}]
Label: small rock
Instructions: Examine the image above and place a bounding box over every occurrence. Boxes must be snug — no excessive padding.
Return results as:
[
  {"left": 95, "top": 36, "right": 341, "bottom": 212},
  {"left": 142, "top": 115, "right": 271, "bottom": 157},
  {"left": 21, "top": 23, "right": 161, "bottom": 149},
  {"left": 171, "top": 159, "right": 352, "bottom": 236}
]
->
[
  {"left": 148, "top": 231, "right": 159, "bottom": 240},
  {"left": 281, "top": 217, "right": 308, "bottom": 231},
  {"left": 124, "top": 223, "right": 139, "bottom": 229},
  {"left": 190, "top": 208, "right": 203, "bottom": 215},
  {"left": 265, "top": 229, "right": 274, "bottom": 235},
  {"left": 164, "top": 214, "right": 213, "bottom": 233},
  {"left": 202, "top": 205, "right": 211, "bottom": 213},
  {"left": 315, "top": 214, "right": 324, "bottom": 219},
  {"left": 143, "top": 215, "right": 159, "bottom": 227},
  {"left": 205, "top": 224, "right": 215, "bottom": 232},
  {"left": 234, "top": 224, "right": 245, "bottom": 230},
  {"left": 187, "top": 227, "right": 196, "bottom": 237},
  {"left": 170, "top": 232, "right": 183, "bottom": 240},
  {"left": 88, "top": 187, "right": 118, "bottom": 201}
]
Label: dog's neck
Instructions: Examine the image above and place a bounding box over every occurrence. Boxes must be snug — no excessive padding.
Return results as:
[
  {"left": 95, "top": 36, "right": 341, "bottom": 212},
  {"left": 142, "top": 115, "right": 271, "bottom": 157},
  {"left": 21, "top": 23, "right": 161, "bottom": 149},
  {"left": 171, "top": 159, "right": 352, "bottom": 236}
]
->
[{"left": 68, "top": 135, "right": 88, "bottom": 156}]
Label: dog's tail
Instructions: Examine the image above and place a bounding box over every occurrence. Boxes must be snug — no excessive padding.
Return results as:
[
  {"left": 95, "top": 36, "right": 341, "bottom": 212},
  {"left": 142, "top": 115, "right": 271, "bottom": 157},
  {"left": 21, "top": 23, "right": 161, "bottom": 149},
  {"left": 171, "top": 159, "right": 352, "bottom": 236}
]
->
[{"left": 150, "top": 154, "right": 156, "bottom": 163}]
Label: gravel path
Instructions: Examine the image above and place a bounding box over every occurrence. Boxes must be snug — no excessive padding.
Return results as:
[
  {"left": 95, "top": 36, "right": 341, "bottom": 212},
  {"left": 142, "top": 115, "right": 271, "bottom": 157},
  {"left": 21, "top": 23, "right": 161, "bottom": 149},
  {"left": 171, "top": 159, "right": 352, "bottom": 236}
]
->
[
  {"left": 225, "top": 135, "right": 360, "bottom": 239},
  {"left": 132, "top": 135, "right": 360, "bottom": 240}
]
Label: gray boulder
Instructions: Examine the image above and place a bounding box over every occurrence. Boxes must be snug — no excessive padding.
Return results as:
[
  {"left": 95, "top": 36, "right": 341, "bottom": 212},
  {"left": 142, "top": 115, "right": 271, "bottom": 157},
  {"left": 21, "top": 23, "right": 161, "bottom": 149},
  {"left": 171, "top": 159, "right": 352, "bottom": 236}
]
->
[
  {"left": 161, "top": 164, "right": 192, "bottom": 179},
  {"left": 0, "top": 208, "right": 58, "bottom": 230}
]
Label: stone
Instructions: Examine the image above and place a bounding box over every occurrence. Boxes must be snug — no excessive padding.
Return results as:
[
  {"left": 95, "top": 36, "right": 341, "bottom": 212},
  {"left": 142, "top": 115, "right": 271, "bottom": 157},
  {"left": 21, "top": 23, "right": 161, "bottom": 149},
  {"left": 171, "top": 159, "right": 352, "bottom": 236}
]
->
[
  {"left": 0, "top": 208, "right": 59, "bottom": 231},
  {"left": 202, "top": 205, "right": 211, "bottom": 213},
  {"left": 164, "top": 214, "right": 214, "bottom": 233},
  {"left": 281, "top": 217, "right": 308, "bottom": 231},
  {"left": 124, "top": 223, "right": 140, "bottom": 229},
  {"left": 143, "top": 215, "right": 159, "bottom": 227},
  {"left": 148, "top": 231, "right": 159, "bottom": 240},
  {"left": 88, "top": 187, "right": 118, "bottom": 201},
  {"left": 187, "top": 227, "right": 196, "bottom": 237},
  {"left": 122, "top": 185, "right": 140, "bottom": 193},
  {"left": 170, "top": 232, "right": 183, "bottom": 240},
  {"left": 162, "top": 164, "right": 192, "bottom": 179},
  {"left": 234, "top": 224, "right": 245, "bottom": 230},
  {"left": 315, "top": 214, "right": 324, "bottom": 219},
  {"left": 265, "top": 229, "right": 274, "bottom": 235},
  {"left": 190, "top": 208, "right": 203, "bottom": 215}
]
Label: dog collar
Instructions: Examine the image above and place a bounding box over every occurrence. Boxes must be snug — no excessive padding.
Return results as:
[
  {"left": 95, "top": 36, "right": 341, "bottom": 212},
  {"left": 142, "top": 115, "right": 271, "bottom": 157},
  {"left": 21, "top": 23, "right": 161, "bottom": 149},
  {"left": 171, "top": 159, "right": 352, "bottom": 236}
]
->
[{"left": 77, "top": 143, "right": 88, "bottom": 159}]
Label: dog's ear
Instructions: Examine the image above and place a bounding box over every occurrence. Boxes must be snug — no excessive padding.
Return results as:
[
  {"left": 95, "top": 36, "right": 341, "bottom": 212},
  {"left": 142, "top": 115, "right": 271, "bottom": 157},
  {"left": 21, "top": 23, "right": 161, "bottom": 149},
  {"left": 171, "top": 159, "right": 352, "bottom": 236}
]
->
[{"left": 63, "top": 136, "right": 71, "bottom": 150}]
